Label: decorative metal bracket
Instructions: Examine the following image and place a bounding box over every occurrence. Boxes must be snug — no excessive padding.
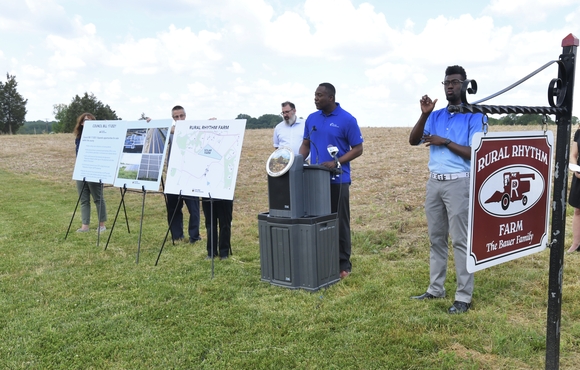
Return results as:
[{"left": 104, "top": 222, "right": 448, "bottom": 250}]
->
[{"left": 447, "top": 59, "right": 572, "bottom": 117}]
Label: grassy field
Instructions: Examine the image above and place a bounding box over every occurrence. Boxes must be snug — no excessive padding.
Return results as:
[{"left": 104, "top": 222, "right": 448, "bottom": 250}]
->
[{"left": 1, "top": 126, "right": 580, "bottom": 369}]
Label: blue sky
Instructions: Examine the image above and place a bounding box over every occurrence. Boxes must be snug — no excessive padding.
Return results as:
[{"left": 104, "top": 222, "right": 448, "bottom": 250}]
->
[{"left": 1, "top": 0, "right": 579, "bottom": 127}]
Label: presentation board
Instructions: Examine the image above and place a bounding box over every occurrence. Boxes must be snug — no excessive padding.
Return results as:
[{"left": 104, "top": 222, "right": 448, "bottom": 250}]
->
[
  {"left": 72, "top": 119, "right": 172, "bottom": 191},
  {"left": 164, "top": 119, "right": 247, "bottom": 200}
]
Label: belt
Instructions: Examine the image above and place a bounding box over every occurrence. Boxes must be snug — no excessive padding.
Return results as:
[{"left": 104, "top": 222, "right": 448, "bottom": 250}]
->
[{"left": 430, "top": 172, "right": 470, "bottom": 181}]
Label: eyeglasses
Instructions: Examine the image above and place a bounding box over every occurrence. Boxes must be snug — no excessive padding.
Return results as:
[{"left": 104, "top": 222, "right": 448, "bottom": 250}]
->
[
  {"left": 172, "top": 113, "right": 186, "bottom": 120},
  {"left": 281, "top": 109, "right": 294, "bottom": 115},
  {"left": 441, "top": 79, "right": 464, "bottom": 87}
]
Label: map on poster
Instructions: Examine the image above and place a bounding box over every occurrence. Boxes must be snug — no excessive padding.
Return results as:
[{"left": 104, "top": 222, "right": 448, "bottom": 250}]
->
[
  {"left": 72, "top": 119, "right": 172, "bottom": 191},
  {"left": 165, "top": 119, "right": 247, "bottom": 200}
]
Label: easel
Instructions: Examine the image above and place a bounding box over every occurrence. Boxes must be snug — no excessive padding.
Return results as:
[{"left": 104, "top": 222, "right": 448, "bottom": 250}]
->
[
  {"left": 155, "top": 191, "right": 207, "bottom": 263},
  {"left": 104, "top": 184, "right": 149, "bottom": 264},
  {"left": 156, "top": 193, "right": 231, "bottom": 280},
  {"left": 65, "top": 178, "right": 112, "bottom": 247}
]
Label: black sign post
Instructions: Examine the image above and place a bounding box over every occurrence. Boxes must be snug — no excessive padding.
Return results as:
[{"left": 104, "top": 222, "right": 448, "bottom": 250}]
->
[{"left": 449, "top": 34, "right": 578, "bottom": 369}]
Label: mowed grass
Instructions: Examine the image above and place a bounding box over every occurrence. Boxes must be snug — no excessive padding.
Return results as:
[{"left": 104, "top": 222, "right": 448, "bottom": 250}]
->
[{"left": 1, "top": 126, "right": 580, "bottom": 369}]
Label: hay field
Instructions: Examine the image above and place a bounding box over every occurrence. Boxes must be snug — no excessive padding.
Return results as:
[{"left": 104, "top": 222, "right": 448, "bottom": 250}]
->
[{"left": 0, "top": 124, "right": 558, "bottom": 249}]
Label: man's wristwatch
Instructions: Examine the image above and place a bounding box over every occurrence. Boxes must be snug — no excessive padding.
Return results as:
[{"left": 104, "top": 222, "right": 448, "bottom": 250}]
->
[{"left": 444, "top": 139, "right": 451, "bottom": 146}]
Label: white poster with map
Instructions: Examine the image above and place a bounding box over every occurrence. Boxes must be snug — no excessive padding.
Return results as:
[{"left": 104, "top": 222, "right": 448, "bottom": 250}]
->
[
  {"left": 113, "top": 119, "right": 172, "bottom": 191},
  {"left": 165, "top": 119, "right": 247, "bottom": 200}
]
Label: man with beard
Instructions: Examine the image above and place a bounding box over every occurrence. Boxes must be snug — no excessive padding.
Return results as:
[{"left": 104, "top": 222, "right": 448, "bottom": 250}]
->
[
  {"left": 408, "top": 65, "right": 483, "bottom": 314},
  {"left": 299, "top": 82, "right": 364, "bottom": 279},
  {"left": 273, "top": 101, "right": 304, "bottom": 155}
]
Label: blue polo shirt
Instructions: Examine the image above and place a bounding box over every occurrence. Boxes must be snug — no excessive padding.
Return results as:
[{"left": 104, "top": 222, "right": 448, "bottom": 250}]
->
[
  {"left": 303, "top": 103, "right": 364, "bottom": 184},
  {"left": 423, "top": 107, "right": 483, "bottom": 174}
]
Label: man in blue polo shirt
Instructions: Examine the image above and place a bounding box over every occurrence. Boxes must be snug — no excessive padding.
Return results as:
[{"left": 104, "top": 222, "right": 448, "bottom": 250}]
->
[
  {"left": 299, "top": 82, "right": 364, "bottom": 279},
  {"left": 408, "top": 65, "right": 483, "bottom": 314}
]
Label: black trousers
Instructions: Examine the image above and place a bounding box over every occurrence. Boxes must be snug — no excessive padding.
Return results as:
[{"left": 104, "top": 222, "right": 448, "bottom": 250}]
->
[
  {"left": 331, "top": 183, "right": 351, "bottom": 272},
  {"left": 202, "top": 199, "right": 233, "bottom": 258},
  {"left": 166, "top": 194, "right": 200, "bottom": 242}
]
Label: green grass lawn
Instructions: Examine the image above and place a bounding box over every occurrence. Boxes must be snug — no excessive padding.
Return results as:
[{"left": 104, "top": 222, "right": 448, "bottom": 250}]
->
[{"left": 2, "top": 128, "right": 580, "bottom": 369}]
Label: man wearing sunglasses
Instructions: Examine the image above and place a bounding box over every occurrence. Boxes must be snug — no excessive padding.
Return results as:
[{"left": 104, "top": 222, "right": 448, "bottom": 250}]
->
[{"left": 409, "top": 65, "right": 483, "bottom": 314}]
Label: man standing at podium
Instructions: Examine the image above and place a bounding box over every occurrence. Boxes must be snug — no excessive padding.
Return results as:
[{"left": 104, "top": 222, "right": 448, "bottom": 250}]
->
[{"left": 299, "top": 83, "right": 364, "bottom": 279}]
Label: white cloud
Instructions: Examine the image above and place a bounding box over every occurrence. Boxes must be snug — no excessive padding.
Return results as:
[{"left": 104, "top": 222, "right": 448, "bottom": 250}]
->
[
  {"left": 264, "top": 0, "right": 394, "bottom": 60},
  {"left": 159, "top": 92, "right": 172, "bottom": 101},
  {"left": 129, "top": 96, "right": 149, "bottom": 104},
  {"left": 46, "top": 17, "right": 107, "bottom": 70},
  {"left": 20, "top": 64, "right": 45, "bottom": 78},
  {"left": 87, "top": 80, "right": 102, "bottom": 95},
  {"left": 227, "top": 62, "right": 245, "bottom": 74},
  {"left": 107, "top": 36, "right": 161, "bottom": 74},
  {"left": 105, "top": 80, "right": 123, "bottom": 99},
  {"left": 101, "top": 25, "right": 224, "bottom": 76},
  {"left": 485, "top": 0, "right": 579, "bottom": 22},
  {"left": 0, "top": 0, "right": 68, "bottom": 32},
  {"left": 1, "top": 0, "right": 579, "bottom": 127},
  {"left": 186, "top": 82, "right": 216, "bottom": 97}
]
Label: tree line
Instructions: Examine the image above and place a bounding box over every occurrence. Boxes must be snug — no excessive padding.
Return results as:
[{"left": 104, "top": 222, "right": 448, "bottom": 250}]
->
[
  {"left": 19, "top": 110, "right": 580, "bottom": 134},
  {"left": 3, "top": 72, "right": 579, "bottom": 134},
  {"left": 487, "top": 114, "right": 579, "bottom": 126}
]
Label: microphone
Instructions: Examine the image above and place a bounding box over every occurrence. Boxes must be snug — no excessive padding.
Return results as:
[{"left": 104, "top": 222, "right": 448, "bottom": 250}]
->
[
  {"left": 305, "top": 125, "right": 319, "bottom": 164},
  {"left": 327, "top": 144, "right": 342, "bottom": 178}
]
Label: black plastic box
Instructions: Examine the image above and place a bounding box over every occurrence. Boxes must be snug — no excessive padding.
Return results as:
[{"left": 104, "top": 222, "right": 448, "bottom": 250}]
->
[{"left": 258, "top": 213, "right": 340, "bottom": 291}]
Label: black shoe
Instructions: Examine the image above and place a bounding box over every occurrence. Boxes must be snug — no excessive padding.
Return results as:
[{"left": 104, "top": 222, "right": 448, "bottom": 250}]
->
[
  {"left": 448, "top": 301, "right": 471, "bottom": 314},
  {"left": 220, "top": 255, "right": 228, "bottom": 260},
  {"left": 189, "top": 237, "right": 201, "bottom": 244},
  {"left": 411, "top": 292, "right": 444, "bottom": 300}
]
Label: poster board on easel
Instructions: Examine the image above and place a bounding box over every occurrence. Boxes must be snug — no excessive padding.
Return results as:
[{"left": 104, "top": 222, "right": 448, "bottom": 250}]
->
[
  {"left": 70, "top": 119, "right": 172, "bottom": 262},
  {"left": 164, "top": 119, "right": 247, "bottom": 200},
  {"left": 156, "top": 119, "right": 246, "bottom": 267}
]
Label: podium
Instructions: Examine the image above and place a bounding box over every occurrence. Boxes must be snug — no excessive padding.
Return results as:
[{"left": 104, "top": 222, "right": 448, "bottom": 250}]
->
[{"left": 259, "top": 148, "right": 340, "bottom": 291}]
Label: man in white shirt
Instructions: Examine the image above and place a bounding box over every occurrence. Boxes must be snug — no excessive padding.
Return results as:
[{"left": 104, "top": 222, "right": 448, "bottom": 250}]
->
[{"left": 273, "top": 101, "right": 304, "bottom": 155}]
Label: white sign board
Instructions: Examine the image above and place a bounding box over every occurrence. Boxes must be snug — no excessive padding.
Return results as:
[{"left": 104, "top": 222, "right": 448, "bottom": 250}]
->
[
  {"left": 165, "top": 119, "right": 247, "bottom": 200},
  {"left": 72, "top": 120, "right": 126, "bottom": 184},
  {"left": 72, "top": 120, "right": 172, "bottom": 190},
  {"left": 113, "top": 120, "right": 172, "bottom": 191}
]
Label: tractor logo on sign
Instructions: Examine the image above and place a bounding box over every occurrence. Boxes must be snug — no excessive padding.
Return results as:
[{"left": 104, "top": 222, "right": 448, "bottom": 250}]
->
[{"left": 478, "top": 165, "right": 544, "bottom": 217}]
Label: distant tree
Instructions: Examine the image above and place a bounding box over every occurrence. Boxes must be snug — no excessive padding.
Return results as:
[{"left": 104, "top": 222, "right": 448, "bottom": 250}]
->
[
  {"left": 0, "top": 73, "right": 28, "bottom": 134},
  {"left": 237, "top": 113, "right": 280, "bottom": 129},
  {"left": 256, "top": 114, "right": 281, "bottom": 128},
  {"left": 488, "top": 114, "right": 558, "bottom": 126},
  {"left": 236, "top": 113, "right": 258, "bottom": 128},
  {"left": 503, "top": 114, "right": 518, "bottom": 126},
  {"left": 53, "top": 92, "right": 121, "bottom": 133},
  {"left": 19, "top": 120, "right": 55, "bottom": 134}
]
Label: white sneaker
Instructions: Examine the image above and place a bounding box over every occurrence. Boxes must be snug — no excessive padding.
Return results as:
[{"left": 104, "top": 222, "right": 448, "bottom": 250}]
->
[{"left": 97, "top": 226, "right": 106, "bottom": 233}]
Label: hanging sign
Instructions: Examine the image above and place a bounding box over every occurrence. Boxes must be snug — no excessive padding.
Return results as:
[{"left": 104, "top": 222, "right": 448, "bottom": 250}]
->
[{"left": 467, "top": 130, "right": 553, "bottom": 273}]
